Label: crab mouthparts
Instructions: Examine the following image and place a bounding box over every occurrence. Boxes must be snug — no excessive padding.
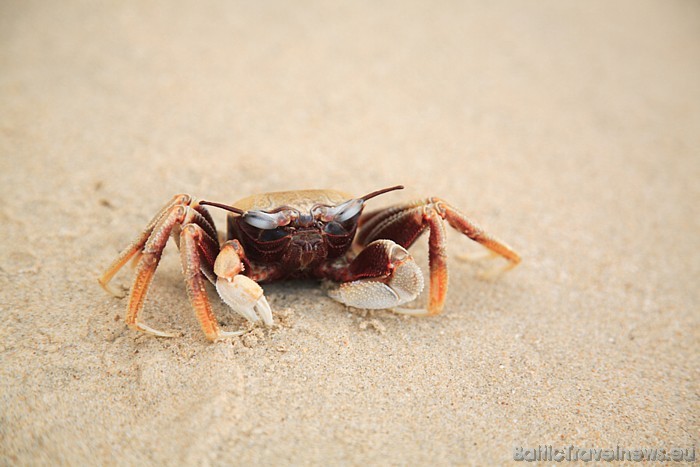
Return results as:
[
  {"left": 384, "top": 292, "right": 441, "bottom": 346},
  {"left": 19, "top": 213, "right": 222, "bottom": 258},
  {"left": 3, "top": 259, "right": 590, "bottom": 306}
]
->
[
  {"left": 284, "top": 233, "right": 326, "bottom": 269},
  {"left": 299, "top": 249, "right": 316, "bottom": 269}
]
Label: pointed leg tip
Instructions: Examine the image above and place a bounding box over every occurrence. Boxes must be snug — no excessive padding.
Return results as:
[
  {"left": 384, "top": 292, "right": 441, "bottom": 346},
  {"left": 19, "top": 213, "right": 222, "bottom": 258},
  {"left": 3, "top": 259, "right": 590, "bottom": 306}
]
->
[
  {"left": 478, "top": 261, "right": 519, "bottom": 280},
  {"left": 392, "top": 307, "right": 430, "bottom": 317},
  {"left": 456, "top": 250, "right": 498, "bottom": 263},
  {"left": 210, "top": 329, "right": 247, "bottom": 341},
  {"left": 131, "top": 322, "right": 178, "bottom": 338},
  {"left": 98, "top": 279, "right": 126, "bottom": 298}
]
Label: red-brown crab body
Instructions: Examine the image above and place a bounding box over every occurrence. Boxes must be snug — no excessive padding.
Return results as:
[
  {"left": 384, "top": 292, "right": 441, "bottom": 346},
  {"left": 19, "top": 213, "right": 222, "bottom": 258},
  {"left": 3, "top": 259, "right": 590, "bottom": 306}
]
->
[
  {"left": 99, "top": 186, "right": 520, "bottom": 341},
  {"left": 230, "top": 189, "right": 356, "bottom": 275}
]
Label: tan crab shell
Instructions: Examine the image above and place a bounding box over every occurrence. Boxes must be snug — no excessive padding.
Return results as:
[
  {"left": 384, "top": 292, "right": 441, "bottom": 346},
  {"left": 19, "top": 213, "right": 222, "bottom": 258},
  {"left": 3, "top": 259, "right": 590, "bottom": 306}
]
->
[{"left": 231, "top": 189, "right": 353, "bottom": 213}]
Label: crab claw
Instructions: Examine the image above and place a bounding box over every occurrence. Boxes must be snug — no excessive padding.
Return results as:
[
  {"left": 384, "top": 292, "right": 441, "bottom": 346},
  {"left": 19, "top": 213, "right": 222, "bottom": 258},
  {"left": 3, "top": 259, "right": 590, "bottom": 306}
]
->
[
  {"left": 328, "top": 242, "right": 425, "bottom": 312},
  {"left": 216, "top": 275, "right": 273, "bottom": 326}
]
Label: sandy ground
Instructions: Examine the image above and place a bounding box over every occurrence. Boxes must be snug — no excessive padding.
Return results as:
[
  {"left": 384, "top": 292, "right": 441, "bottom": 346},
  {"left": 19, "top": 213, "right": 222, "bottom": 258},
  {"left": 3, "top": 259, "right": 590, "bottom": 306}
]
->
[{"left": 1, "top": 1, "right": 698, "bottom": 465}]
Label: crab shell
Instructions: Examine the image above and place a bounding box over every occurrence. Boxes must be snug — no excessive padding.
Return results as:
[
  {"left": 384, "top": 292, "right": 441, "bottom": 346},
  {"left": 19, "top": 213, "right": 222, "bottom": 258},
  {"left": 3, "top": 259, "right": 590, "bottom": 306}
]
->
[
  {"left": 231, "top": 189, "right": 352, "bottom": 213},
  {"left": 227, "top": 189, "right": 361, "bottom": 273}
]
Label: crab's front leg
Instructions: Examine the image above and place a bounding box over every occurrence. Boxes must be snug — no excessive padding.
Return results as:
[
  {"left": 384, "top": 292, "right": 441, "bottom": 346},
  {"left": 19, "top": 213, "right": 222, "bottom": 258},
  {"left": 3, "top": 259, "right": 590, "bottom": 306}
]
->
[
  {"left": 213, "top": 240, "right": 273, "bottom": 328},
  {"left": 355, "top": 197, "right": 521, "bottom": 316},
  {"left": 179, "top": 225, "right": 253, "bottom": 340},
  {"left": 99, "top": 195, "right": 221, "bottom": 338},
  {"left": 99, "top": 193, "right": 270, "bottom": 341},
  {"left": 324, "top": 240, "right": 425, "bottom": 313}
]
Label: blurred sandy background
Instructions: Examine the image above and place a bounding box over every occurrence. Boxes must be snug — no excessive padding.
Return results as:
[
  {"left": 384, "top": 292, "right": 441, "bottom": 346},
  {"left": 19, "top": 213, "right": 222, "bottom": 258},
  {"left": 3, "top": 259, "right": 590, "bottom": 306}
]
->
[{"left": 1, "top": 0, "right": 698, "bottom": 464}]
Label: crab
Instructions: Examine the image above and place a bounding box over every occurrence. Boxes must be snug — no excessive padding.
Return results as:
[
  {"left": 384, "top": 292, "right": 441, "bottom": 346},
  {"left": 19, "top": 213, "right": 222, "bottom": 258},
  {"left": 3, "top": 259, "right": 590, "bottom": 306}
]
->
[{"left": 99, "top": 185, "right": 520, "bottom": 341}]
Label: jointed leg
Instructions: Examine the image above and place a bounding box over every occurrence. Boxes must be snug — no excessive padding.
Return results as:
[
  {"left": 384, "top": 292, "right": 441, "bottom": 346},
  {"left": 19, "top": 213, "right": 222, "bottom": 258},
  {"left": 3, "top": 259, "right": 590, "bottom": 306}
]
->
[
  {"left": 126, "top": 204, "right": 217, "bottom": 337},
  {"left": 441, "top": 202, "right": 521, "bottom": 269},
  {"left": 98, "top": 194, "right": 193, "bottom": 296},
  {"left": 180, "top": 225, "right": 245, "bottom": 340},
  {"left": 356, "top": 204, "right": 427, "bottom": 250},
  {"left": 100, "top": 194, "right": 278, "bottom": 340},
  {"left": 99, "top": 195, "right": 218, "bottom": 337},
  {"left": 420, "top": 207, "right": 447, "bottom": 316},
  {"left": 356, "top": 197, "right": 520, "bottom": 316}
]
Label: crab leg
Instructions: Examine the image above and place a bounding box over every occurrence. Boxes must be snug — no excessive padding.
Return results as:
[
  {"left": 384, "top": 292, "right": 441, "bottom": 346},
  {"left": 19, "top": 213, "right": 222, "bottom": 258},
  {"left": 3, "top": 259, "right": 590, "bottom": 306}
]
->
[
  {"left": 423, "top": 206, "right": 448, "bottom": 315},
  {"left": 441, "top": 202, "right": 521, "bottom": 269},
  {"left": 98, "top": 194, "right": 219, "bottom": 295},
  {"left": 355, "top": 197, "right": 520, "bottom": 315},
  {"left": 122, "top": 204, "right": 216, "bottom": 337},
  {"left": 180, "top": 225, "right": 246, "bottom": 340},
  {"left": 98, "top": 194, "right": 193, "bottom": 296}
]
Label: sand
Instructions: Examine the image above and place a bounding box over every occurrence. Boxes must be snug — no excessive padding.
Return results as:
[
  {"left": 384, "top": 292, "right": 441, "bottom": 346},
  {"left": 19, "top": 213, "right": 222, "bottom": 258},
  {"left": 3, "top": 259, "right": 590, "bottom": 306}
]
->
[{"left": 1, "top": 0, "right": 698, "bottom": 465}]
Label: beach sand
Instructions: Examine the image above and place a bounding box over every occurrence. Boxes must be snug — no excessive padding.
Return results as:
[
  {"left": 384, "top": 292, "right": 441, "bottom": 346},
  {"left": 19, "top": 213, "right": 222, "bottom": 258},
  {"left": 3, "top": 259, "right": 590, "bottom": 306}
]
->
[{"left": 1, "top": 1, "right": 698, "bottom": 464}]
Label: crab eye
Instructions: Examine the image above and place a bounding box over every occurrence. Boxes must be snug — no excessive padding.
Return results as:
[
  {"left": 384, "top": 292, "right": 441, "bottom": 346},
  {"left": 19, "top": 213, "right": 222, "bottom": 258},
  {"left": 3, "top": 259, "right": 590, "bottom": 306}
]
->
[
  {"left": 333, "top": 199, "right": 364, "bottom": 222},
  {"left": 259, "top": 227, "right": 289, "bottom": 242},
  {"left": 324, "top": 221, "right": 347, "bottom": 236},
  {"left": 242, "top": 211, "right": 289, "bottom": 229}
]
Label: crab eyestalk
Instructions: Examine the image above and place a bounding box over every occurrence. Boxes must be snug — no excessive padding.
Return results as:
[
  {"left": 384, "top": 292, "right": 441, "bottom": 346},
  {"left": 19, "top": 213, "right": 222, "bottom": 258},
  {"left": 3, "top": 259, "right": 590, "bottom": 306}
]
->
[{"left": 320, "top": 185, "right": 405, "bottom": 222}]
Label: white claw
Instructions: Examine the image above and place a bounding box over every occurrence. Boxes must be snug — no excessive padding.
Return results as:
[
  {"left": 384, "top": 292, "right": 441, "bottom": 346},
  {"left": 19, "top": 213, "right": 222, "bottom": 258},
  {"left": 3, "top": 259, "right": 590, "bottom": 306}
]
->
[
  {"left": 328, "top": 257, "right": 424, "bottom": 310},
  {"left": 216, "top": 275, "right": 274, "bottom": 326},
  {"left": 329, "top": 281, "right": 402, "bottom": 309},
  {"left": 255, "top": 295, "right": 273, "bottom": 326}
]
